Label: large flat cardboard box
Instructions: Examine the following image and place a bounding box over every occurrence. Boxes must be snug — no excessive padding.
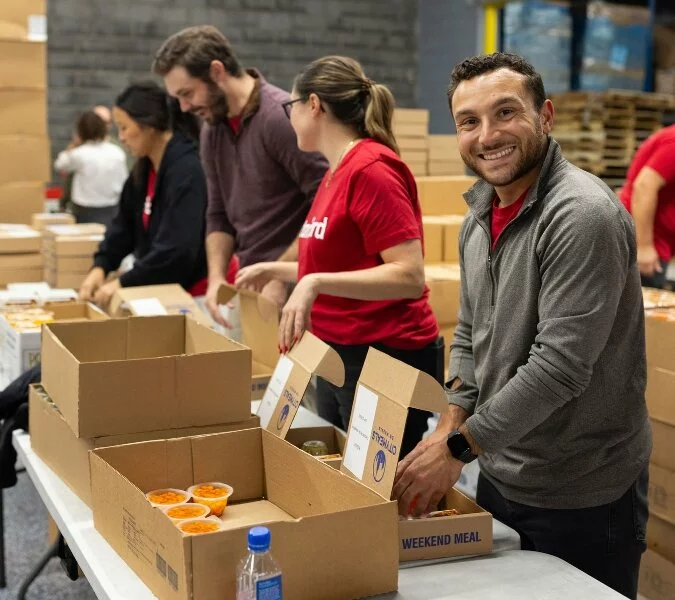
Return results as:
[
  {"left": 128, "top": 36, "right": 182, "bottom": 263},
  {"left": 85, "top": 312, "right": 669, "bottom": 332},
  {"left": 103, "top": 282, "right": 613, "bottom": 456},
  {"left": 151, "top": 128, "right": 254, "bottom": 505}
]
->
[
  {"left": 44, "top": 255, "right": 92, "bottom": 272},
  {"left": 428, "top": 135, "right": 461, "bottom": 160},
  {"left": 0, "top": 267, "right": 42, "bottom": 286},
  {"left": 46, "top": 271, "right": 89, "bottom": 290},
  {"left": 0, "top": 40, "right": 45, "bottom": 90},
  {"left": 639, "top": 549, "right": 675, "bottom": 600},
  {"left": 90, "top": 428, "right": 399, "bottom": 600},
  {"left": 0, "top": 253, "right": 41, "bottom": 270},
  {"left": 340, "top": 348, "right": 492, "bottom": 561},
  {"left": 31, "top": 212, "right": 75, "bottom": 231},
  {"left": 29, "top": 385, "right": 260, "bottom": 507},
  {"left": 416, "top": 176, "right": 475, "bottom": 216},
  {"left": 428, "top": 160, "right": 466, "bottom": 176},
  {"left": 0, "top": 0, "right": 45, "bottom": 31},
  {"left": 422, "top": 217, "right": 444, "bottom": 262},
  {"left": 42, "top": 316, "right": 252, "bottom": 438},
  {"left": 217, "top": 284, "right": 279, "bottom": 399},
  {"left": 255, "top": 331, "right": 344, "bottom": 437},
  {"left": 422, "top": 216, "right": 464, "bottom": 263},
  {"left": 647, "top": 367, "right": 675, "bottom": 427},
  {"left": 398, "top": 137, "right": 428, "bottom": 151},
  {"left": 394, "top": 108, "right": 430, "bottom": 125},
  {"left": 108, "top": 284, "right": 211, "bottom": 327},
  {"left": 652, "top": 419, "right": 675, "bottom": 473},
  {"left": 425, "top": 263, "right": 461, "bottom": 326},
  {"left": 0, "top": 135, "right": 50, "bottom": 185},
  {"left": 648, "top": 515, "right": 675, "bottom": 565},
  {"left": 0, "top": 301, "right": 108, "bottom": 383},
  {"left": 0, "top": 90, "right": 46, "bottom": 136},
  {"left": 400, "top": 150, "right": 429, "bottom": 165},
  {"left": 646, "top": 311, "right": 675, "bottom": 371},
  {"left": 406, "top": 160, "right": 428, "bottom": 177},
  {"left": 0, "top": 224, "right": 41, "bottom": 253},
  {"left": 650, "top": 463, "right": 675, "bottom": 526},
  {"left": 0, "top": 182, "right": 44, "bottom": 223}
]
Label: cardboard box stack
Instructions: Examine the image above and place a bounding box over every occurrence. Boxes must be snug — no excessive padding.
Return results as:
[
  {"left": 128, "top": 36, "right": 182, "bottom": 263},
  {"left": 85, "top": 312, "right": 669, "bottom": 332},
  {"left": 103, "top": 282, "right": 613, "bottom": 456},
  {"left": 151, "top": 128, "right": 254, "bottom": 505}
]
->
[
  {"left": 0, "top": 223, "right": 42, "bottom": 286},
  {"left": 394, "top": 108, "right": 429, "bottom": 177},
  {"left": 31, "top": 212, "right": 76, "bottom": 232},
  {"left": 0, "top": 0, "right": 48, "bottom": 223},
  {"left": 42, "top": 223, "right": 105, "bottom": 288},
  {"left": 639, "top": 288, "right": 675, "bottom": 600},
  {"left": 427, "top": 135, "right": 466, "bottom": 176}
]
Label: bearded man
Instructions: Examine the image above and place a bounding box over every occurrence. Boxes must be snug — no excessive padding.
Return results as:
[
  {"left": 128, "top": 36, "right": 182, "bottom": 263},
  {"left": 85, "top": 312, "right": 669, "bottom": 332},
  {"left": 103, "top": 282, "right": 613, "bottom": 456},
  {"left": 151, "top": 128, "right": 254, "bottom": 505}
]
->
[
  {"left": 153, "top": 26, "right": 328, "bottom": 324},
  {"left": 393, "top": 53, "right": 651, "bottom": 600}
]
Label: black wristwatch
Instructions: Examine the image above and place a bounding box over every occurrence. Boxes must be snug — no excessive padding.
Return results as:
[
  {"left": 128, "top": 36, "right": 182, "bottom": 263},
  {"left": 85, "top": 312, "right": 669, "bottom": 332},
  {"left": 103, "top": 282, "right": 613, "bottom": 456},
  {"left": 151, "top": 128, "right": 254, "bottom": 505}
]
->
[{"left": 447, "top": 430, "right": 477, "bottom": 464}]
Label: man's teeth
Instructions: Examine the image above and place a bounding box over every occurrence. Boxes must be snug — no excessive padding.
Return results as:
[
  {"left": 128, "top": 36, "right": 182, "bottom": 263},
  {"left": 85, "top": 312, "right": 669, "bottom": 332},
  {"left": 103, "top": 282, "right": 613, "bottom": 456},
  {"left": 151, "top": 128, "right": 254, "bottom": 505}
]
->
[{"left": 482, "top": 146, "right": 515, "bottom": 160}]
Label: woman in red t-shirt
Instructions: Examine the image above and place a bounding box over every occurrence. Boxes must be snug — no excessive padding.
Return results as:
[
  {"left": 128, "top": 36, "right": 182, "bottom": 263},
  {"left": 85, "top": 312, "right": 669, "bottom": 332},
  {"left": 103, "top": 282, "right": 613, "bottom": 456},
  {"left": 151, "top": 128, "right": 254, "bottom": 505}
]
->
[{"left": 236, "top": 57, "right": 441, "bottom": 456}]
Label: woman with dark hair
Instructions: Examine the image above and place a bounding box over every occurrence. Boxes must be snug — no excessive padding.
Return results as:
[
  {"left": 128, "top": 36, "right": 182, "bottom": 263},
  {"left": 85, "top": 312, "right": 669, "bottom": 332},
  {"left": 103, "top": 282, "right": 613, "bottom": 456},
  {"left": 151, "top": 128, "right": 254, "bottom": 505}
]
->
[
  {"left": 54, "top": 110, "right": 128, "bottom": 226},
  {"left": 236, "top": 56, "right": 441, "bottom": 457},
  {"left": 79, "top": 80, "right": 208, "bottom": 307}
]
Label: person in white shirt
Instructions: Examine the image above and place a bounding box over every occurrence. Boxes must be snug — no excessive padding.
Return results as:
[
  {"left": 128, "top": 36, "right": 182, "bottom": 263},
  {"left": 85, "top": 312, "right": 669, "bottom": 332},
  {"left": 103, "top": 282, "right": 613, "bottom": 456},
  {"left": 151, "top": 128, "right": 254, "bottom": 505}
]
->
[{"left": 54, "top": 110, "right": 129, "bottom": 228}]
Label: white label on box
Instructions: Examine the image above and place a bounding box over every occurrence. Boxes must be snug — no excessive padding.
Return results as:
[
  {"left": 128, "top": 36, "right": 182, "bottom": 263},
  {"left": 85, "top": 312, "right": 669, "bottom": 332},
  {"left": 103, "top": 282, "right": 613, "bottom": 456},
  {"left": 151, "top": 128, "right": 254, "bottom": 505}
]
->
[
  {"left": 128, "top": 298, "right": 168, "bottom": 316},
  {"left": 257, "top": 355, "right": 294, "bottom": 429},
  {"left": 343, "top": 384, "right": 379, "bottom": 480},
  {"left": 27, "top": 15, "right": 48, "bottom": 42}
]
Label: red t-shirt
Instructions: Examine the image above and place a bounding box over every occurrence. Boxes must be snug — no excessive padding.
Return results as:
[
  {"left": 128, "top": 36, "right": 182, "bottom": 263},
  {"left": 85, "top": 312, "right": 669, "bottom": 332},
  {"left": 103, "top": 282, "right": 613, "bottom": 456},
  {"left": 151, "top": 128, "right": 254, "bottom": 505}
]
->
[
  {"left": 228, "top": 116, "right": 242, "bottom": 136},
  {"left": 298, "top": 139, "right": 438, "bottom": 350},
  {"left": 142, "top": 167, "right": 157, "bottom": 230},
  {"left": 491, "top": 189, "right": 528, "bottom": 251},
  {"left": 620, "top": 125, "right": 675, "bottom": 261}
]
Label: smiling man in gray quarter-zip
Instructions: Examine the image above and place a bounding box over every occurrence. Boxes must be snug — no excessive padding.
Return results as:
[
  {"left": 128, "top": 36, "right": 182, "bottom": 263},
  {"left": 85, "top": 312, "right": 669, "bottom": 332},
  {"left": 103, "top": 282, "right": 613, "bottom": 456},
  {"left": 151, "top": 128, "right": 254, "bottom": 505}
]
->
[{"left": 393, "top": 53, "right": 651, "bottom": 599}]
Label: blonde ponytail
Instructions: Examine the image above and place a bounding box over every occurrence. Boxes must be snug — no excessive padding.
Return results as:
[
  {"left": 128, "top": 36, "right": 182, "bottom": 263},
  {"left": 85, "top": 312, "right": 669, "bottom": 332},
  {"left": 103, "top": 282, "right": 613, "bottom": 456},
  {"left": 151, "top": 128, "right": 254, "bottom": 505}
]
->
[{"left": 364, "top": 83, "right": 399, "bottom": 155}]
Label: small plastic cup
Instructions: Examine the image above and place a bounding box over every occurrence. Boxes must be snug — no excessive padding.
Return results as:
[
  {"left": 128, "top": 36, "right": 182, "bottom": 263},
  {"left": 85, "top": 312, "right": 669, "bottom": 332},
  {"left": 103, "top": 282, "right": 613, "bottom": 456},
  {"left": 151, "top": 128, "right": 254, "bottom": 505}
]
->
[
  {"left": 177, "top": 517, "right": 226, "bottom": 535},
  {"left": 161, "top": 503, "right": 210, "bottom": 522},
  {"left": 187, "top": 482, "right": 234, "bottom": 517},
  {"left": 145, "top": 488, "right": 191, "bottom": 508}
]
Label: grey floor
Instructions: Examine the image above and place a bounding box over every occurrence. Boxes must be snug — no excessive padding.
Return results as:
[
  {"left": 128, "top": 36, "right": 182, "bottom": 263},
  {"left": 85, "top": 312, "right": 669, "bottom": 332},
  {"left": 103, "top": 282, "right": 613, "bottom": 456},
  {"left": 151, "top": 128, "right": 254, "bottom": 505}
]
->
[{"left": 0, "top": 469, "right": 96, "bottom": 600}]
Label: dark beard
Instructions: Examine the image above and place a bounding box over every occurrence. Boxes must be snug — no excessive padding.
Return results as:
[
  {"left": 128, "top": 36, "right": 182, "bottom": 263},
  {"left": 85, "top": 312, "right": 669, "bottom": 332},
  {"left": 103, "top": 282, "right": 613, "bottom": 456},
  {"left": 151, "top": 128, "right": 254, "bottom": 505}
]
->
[
  {"left": 196, "top": 81, "right": 229, "bottom": 125},
  {"left": 462, "top": 127, "right": 548, "bottom": 187}
]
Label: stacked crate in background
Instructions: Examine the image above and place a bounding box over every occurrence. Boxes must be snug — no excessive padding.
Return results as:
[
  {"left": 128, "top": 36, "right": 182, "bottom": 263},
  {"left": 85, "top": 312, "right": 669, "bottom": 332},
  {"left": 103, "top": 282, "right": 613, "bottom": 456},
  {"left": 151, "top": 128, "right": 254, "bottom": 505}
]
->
[
  {"left": 42, "top": 224, "right": 105, "bottom": 289},
  {"left": 427, "top": 135, "right": 465, "bottom": 176},
  {"left": 394, "top": 109, "right": 429, "bottom": 177},
  {"left": 0, "top": 0, "right": 49, "bottom": 223},
  {"left": 0, "top": 224, "right": 43, "bottom": 286}
]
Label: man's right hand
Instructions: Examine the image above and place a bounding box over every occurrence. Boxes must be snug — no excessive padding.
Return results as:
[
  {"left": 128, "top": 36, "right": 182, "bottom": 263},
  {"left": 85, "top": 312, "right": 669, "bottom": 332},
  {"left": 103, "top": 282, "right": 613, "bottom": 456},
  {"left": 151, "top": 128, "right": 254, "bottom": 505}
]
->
[
  {"left": 637, "top": 244, "right": 662, "bottom": 277},
  {"left": 79, "top": 267, "right": 105, "bottom": 301},
  {"left": 205, "top": 279, "right": 233, "bottom": 329}
]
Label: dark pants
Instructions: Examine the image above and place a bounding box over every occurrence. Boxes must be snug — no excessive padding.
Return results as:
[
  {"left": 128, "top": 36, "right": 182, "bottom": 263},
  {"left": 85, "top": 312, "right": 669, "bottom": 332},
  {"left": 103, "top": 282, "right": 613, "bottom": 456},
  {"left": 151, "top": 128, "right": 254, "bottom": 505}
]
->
[
  {"left": 476, "top": 467, "right": 648, "bottom": 599},
  {"left": 640, "top": 259, "right": 669, "bottom": 289},
  {"left": 316, "top": 338, "right": 444, "bottom": 459},
  {"left": 71, "top": 203, "right": 118, "bottom": 229}
]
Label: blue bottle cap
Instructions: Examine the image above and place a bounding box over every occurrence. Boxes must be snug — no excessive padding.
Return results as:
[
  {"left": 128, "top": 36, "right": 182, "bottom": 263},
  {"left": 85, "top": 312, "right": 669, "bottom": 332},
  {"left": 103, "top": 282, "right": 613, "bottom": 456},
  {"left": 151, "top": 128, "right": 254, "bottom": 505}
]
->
[{"left": 248, "top": 526, "right": 271, "bottom": 552}]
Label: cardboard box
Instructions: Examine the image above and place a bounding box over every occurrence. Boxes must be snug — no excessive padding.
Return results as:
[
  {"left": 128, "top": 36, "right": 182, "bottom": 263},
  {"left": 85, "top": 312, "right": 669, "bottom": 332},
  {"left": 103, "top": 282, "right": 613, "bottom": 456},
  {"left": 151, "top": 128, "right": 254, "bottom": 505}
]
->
[
  {"left": 406, "top": 161, "right": 428, "bottom": 177},
  {"left": 646, "top": 311, "right": 675, "bottom": 371},
  {"left": 90, "top": 428, "right": 399, "bottom": 600},
  {"left": 656, "top": 70, "right": 675, "bottom": 95},
  {"left": 648, "top": 515, "right": 675, "bottom": 565},
  {"left": 422, "top": 217, "right": 444, "bottom": 262},
  {"left": 416, "top": 176, "right": 475, "bottom": 216},
  {"left": 0, "top": 254, "right": 42, "bottom": 269},
  {"left": 340, "top": 348, "right": 493, "bottom": 561},
  {"left": 643, "top": 288, "right": 675, "bottom": 310},
  {"left": 400, "top": 150, "right": 429, "bottom": 164},
  {"left": 0, "top": 224, "right": 41, "bottom": 253},
  {"left": 425, "top": 263, "right": 461, "bottom": 326},
  {"left": 0, "top": 182, "right": 45, "bottom": 223},
  {"left": 655, "top": 26, "right": 675, "bottom": 70},
  {"left": 652, "top": 419, "right": 675, "bottom": 473},
  {"left": 647, "top": 367, "right": 675, "bottom": 427},
  {"left": 398, "top": 137, "right": 429, "bottom": 151},
  {"left": 639, "top": 549, "right": 675, "bottom": 600},
  {"left": 284, "top": 425, "right": 347, "bottom": 469},
  {"left": 394, "top": 109, "right": 430, "bottom": 126},
  {"left": 0, "top": 135, "right": 50, "bottom": 185},
  {"left": 0, "top": 90, "right": 46, "bottom": 136},
  {"left": 44, "top": 255, "right": 92, "bottom": 272},
  {"left": 0, "top": 267, "right": 42, "bottom": 286},
  {"left": 108, "top": 284, "right": 211, "bottom": 327},
  {"left": 31, "top": 212, "right": 75, "bottom": 231},
  {"left": 422, "top": 216, "right": 464, "bottom": 263},
  {"left": 46, "top": 271, "right": 88, "bottom": 290},
  {"left": 650, "top": 463, "right": 675, "bottom": 526},
  {"left": 0, "top": 301, "right": 108, "bottom": 383},
  {"left": 41, "top": 316, "right": 252, "bottom": 438},
  {"left": 0, "top": 40, "right": 45, "bottom": 90},
  {"left": 255, "top": 331, "right": 344, "bottom": 438},
  {"left": 29, "top": 384, "right": 260, "bottom": 506},
  {"left": 217, "top": 284, "right": 279, "bottom": 399},
  {"left": 0, "top": 0, "right": 46, "bottom": 25},
  {"left": 428, "top": 160, "right": 466, "bottom": 176}
]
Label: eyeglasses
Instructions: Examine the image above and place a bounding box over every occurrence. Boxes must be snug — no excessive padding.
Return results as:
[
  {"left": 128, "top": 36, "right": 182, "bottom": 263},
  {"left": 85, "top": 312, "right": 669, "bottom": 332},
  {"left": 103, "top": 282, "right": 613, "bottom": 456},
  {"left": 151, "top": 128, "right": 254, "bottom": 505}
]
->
[{"left": 282, "top": 98, "right": 303, "bottom": 119}]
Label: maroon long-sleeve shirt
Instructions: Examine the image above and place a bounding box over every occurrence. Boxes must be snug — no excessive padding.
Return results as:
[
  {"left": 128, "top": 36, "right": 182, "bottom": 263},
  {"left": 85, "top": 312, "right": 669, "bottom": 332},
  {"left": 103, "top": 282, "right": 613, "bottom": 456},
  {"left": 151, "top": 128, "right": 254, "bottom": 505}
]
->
[{"left": 201, "top": 70, "right": 328, "bottom": 267}]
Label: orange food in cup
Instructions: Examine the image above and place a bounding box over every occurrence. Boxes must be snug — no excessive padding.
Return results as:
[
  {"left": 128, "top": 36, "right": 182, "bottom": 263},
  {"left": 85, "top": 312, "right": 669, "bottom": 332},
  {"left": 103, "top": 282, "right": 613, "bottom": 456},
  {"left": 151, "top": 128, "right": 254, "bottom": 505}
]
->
[
  {"left": 193, "top": 485, "right": 228, "bottom": 498},
  {"left": 178, "top": 519, "right": 221, "bottom": 535},
  {"left": 165, "top": 505, "right": 209, "bottom": 520},
  {"left": 148, "top": 491, "right": 187, "bottom": 505},
  {"left": 188, "top": 482, "right": 233, "bottom": 517}
]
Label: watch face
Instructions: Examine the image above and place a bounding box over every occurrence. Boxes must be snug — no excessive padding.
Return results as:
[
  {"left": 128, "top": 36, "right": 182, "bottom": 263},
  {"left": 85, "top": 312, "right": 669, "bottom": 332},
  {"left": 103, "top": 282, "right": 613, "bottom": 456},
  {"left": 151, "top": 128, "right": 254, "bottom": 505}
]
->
[{"left": 447, "top": 431, "right": 471, "bottom": 459}]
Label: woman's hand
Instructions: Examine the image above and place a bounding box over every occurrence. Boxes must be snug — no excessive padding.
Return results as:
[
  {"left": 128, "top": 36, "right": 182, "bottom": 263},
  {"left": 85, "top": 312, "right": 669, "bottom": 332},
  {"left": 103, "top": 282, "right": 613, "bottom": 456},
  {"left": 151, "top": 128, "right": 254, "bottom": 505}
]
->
[
  {"left": 279, "top": 275, "right": 320, "bottom": 353},
  {"left": 235, "top": 262, "right": 277, "bottom": 292},
  {"left": 93, "top": 278, "right": 121, "bottom": 308},
  {"left": 79, "top": 267, "right": 105, "bottom": 301}
]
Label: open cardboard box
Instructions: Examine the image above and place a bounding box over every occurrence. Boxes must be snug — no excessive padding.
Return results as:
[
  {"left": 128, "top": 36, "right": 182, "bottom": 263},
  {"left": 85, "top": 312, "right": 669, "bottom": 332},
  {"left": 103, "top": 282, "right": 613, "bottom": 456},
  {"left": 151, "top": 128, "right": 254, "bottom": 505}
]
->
[
  {"left": 284, "top": 426, "right": 347, "bottom": 469},
  {"left": 340, "top": 348, "right": 493, "bottom": 561},
  {"left": 29, "top": 384, "right": 259, "bottom": 506},
  {"left": 108, "top": 284, "right": 212, "bottom": 327},
  {"left": 41, "top": 315, "right": 251, "bottom": 438},
  {"left": 90, "top": 427, "right": 399, "bottom": 600},
  {"left": 217, "top": 283, "right": 279, "bottom": 399}
]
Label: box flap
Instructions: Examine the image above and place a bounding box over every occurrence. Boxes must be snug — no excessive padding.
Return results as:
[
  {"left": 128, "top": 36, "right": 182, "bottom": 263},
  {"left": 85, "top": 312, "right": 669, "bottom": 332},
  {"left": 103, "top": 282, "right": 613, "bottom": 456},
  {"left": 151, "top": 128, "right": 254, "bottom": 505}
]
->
[
  {"left": 217, "top": 283, "right": 278, "bottom": 369},
  {"left": 287, "top": 331, "right": 345, "bottom": 387},
  {"left": 340, "top": 348, "right": 447, "bottom": 499}
]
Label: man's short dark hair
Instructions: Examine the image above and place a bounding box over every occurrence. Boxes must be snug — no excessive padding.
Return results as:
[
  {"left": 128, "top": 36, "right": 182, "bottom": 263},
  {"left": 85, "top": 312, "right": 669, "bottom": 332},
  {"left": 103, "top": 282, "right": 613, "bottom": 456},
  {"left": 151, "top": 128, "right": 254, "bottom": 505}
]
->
[
  {"left": 448, "top": 52, "right": 546, "bottom": 111},
  {"left": 153, "top": 25, "right": 244, "bottom": 80}
]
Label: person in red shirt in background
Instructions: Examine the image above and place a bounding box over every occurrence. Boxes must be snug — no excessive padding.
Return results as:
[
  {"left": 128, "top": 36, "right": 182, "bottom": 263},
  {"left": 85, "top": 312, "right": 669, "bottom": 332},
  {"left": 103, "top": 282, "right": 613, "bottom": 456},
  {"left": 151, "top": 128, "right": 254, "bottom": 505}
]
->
[
  {"left": 236, "top": 56, "right": 441, "bottom": 457},
  {"left": 620, "top": 124, "right": 675, "bottom": 289}
]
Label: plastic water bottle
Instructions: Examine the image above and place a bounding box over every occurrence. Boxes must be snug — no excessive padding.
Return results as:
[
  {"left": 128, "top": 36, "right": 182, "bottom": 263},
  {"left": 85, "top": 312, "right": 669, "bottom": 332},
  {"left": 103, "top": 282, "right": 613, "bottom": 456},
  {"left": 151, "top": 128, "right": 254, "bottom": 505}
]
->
[{"left": 236, "top": 526, "right": 282, "bottom": 600}]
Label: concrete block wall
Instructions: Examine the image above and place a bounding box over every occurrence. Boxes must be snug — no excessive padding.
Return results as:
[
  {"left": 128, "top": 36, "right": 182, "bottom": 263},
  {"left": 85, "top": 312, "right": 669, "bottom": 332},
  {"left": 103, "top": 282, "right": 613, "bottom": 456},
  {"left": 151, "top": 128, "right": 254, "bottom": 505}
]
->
[{"left": 47, "top": 0, "right": 418, "bottom": 163}]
